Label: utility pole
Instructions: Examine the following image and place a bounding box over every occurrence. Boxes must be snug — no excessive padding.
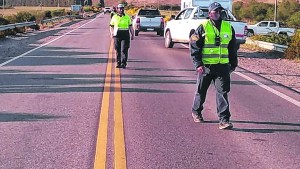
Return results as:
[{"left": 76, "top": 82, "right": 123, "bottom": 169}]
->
[{"left": 274, "top": 0, "right": 277, "bottom": 21}]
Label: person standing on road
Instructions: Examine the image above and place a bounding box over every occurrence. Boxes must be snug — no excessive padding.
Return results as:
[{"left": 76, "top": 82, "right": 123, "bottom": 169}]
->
[
  {"left": 110, "top": 6, "right": 117, "bottom": 18},
  {"left": 109, "top": 3, "right": 134, "bottom": 69},
  {"left": 189, "top": 2, "right": 237, "bottom": 129}
]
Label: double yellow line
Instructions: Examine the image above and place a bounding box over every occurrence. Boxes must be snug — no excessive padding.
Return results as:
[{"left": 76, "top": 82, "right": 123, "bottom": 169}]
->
[{"left": 94, "top": 40, "right": 127, "bottom": 169}]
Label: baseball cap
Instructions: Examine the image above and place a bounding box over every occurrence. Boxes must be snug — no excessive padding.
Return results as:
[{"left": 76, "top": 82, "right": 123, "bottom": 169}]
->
[
  {"left": 117, "top": 4, "right": 125, "bottom": 8},
  {"left": 208, "top": 2, "right": 224, "bottom": 12}
]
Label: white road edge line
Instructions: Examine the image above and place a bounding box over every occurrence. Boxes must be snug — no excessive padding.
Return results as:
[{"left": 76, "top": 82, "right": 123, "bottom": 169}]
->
[
  {"left": 235, "top": 72, "right": 300, "bottom": 108},
  {"left": 0, "top": 14, "right": 102, "bottom": 67},
  {"left": 180, "top": 44, "right": 300, "bottom": 108}
]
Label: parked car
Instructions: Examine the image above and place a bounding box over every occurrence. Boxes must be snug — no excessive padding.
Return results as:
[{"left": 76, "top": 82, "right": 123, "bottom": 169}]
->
[
  {"left": 103, "top": 7, "right": 111, "bottom": 14},
  {"left": 132, "top": 8, "right": 165, "bottom": 36},
  {"left": 164, "top": 6, "right": 247, "bottom": 49},
  {"left": 247, "top": 21, "right": 295, "bottom": 37}
]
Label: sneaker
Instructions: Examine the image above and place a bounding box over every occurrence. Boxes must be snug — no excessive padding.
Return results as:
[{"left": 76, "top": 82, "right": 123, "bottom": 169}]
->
[
  {"left": 116, "top": 64, "right": 122, "bottom": 68},
  {"left": 192, "top": 113, "right": 204, "bottom": 123},
  {"left": 121, "top": 63, "right": 126, "bottom": 69},
  {"left": 219, "top": 121, "right": 233, "bottom": 130}
]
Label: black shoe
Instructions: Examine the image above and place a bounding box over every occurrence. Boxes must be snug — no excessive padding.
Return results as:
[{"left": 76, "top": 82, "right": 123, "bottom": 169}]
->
[
  {"left": 116, "top": 64, "right": 122, "bottom": 68},
  {"left": 121, "top": 63, "right": 126, "bottom": 69},
  {"left": 192, "top": 113, "right": 204, "bottom": 123}
]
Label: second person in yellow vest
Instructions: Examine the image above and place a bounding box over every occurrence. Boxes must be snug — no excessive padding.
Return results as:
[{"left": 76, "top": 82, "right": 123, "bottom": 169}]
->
[
  {"left": 110, "top": 3, "right": 134, "bottom": 68},
  {"left": 189, "top": 2, "right": 238, "bottom": 130}
]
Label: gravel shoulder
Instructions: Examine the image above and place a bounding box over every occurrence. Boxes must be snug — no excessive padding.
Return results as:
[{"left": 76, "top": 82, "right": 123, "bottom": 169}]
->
[
  {"left": 238, "top": 47, "right": 300, "bottom": 93},
  {"left": 0, "top": 21, "right": 299, "bottom": 93}
]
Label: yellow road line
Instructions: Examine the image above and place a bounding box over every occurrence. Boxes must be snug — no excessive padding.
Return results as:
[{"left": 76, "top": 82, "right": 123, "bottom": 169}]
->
[
  {"left": 94, "top": 40, "right": 114, "bottom": 169},
  {"left": 114, "top": 60, "right": 127, "bottom": 168}
]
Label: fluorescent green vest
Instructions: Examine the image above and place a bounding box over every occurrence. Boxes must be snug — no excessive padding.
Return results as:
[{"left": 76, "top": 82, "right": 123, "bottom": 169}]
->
[
  {"left": 110, "top": 14, "right": 132, "bottom": 30},
  {"left": 202, "top": 20, "right": 232, "bottom": 64}
]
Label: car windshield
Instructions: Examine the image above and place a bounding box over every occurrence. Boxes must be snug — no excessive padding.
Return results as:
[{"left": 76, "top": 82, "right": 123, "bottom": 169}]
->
[
  {"left": 193, "top": 8, "right": 234, "bottom": 21},
  {"left": 193, "top": 8, "right": 209, "bottom": 19},
  {"left": 138, "top": 10, "right": 161, "bottom": 16}
]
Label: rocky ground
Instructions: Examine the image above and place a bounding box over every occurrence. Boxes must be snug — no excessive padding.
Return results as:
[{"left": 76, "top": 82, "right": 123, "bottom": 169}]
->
[
  {"left": 0, "top": 19, "right": 299, "bottom": 93},
  {"left": 238, "top": 47, "right": 300, "bottom": 93}
]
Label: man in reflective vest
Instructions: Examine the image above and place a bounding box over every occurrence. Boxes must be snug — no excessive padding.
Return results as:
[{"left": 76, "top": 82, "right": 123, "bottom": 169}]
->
[
  {"left": 189, "top": 2, "right": 237, "bottom": 130},
  {"left": 110, "top": 3, "right": 134, "bottom": 68}
]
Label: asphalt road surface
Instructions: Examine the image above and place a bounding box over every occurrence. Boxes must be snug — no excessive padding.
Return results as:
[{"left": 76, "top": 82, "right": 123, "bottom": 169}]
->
[{"left": 0, "top": 13, "right": 299, "bottom": 169}]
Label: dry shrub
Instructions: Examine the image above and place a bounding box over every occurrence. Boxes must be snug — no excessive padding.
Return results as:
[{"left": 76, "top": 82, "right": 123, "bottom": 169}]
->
[{"left": 284, "top": 30, "right": 300, "bottom": 60}]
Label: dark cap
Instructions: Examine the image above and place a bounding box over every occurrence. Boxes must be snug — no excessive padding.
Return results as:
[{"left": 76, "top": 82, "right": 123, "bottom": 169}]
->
[{"left": 208, "top": 2, "right": 224, "bottom": 12}]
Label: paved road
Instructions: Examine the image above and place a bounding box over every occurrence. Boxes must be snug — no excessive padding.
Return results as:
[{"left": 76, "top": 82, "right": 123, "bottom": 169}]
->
[{"left": 0, "top": 14, "right": 299, "bottom": 169}]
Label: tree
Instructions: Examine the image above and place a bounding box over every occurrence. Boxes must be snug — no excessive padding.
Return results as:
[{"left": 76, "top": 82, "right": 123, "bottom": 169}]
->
[
  {"left": 232, "top": 1, "right": 243, "bottom": 20},
  {"left": 278, "top": 0, "right": 300, "bottom": 21},
  {"left": 287, "top": 11, "right": 300, "bottom": 28},
  {"left": 119, "top": 0, "right": 128, "bottom": 6}
]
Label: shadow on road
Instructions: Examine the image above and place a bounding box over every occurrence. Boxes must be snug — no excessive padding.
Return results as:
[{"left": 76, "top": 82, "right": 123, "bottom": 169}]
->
[
  {"left": 231, "top": 128, "right": 300, "bottom": 133},
  {"left": 0, "top": 112, "right": 67, "bottom": 122},
  {"left": 202, "top": 120, "right": 300, "bottom": 133}
]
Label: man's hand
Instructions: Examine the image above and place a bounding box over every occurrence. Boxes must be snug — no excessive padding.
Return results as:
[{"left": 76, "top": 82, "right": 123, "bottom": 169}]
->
[{"left": 196, "top": 66, "right": 204, "bottom": 74}]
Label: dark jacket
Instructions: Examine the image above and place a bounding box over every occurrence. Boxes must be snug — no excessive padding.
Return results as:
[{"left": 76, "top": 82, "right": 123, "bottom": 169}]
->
[{"left": 190, "top": 19, "right": 238, "bottom": 70}]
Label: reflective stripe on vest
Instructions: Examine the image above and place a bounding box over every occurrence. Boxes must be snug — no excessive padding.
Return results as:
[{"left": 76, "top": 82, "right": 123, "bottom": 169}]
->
[{"left": 202, "top": 20, "right": 232, "bottom": 64}]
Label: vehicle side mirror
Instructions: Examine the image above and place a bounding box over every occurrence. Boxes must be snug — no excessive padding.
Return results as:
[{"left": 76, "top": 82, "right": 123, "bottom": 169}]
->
[{"left": 171, "top": 15, "right": 175, "bottom": 20}]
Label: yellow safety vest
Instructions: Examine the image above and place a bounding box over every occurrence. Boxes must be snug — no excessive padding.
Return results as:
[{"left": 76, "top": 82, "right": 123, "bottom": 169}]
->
[
  {"left": 110, "top": 14, "right": 132, "bottom": 30},
  {"left": 201, "top": 20, "right": 232, "bottom": 64}
]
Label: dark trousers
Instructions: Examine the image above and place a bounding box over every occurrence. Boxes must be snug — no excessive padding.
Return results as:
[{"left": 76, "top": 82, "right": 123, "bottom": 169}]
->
[
  {"left": 114, "top": 36, "right": 130, "bottom": 65},
  {"left": 192, "top": 64, "right": 231, "bottom": 122}
]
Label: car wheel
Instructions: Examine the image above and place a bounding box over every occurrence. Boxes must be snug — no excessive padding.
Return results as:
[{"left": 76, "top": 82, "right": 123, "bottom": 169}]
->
[
  {"left": 165, "top": 30, "right": 174, "bottom": 48},
  {"left": 135, "top": 30, "right": 139, "bottom": 36}
]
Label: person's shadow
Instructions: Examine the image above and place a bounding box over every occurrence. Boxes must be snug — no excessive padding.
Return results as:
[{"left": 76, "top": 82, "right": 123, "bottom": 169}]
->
[{"left": 203, "top": 120, "right": 300, "bottom": 133}]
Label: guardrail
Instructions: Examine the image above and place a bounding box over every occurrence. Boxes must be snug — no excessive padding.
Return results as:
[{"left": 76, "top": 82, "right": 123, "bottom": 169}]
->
[
  {"left": 0, "top": 21, "right": 36, "bottom": 31},
  {"left": 0, "top": 15, "right": 78, "bottom": 32},
  {"left": 41, "top": 15, "right": 77, "bottom": 24},
  {"left": 245, "top": 38, "right": 288, "bottom": 52}
]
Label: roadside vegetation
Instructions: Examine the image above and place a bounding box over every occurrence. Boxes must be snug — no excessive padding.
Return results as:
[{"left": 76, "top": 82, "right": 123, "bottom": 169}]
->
[
  {"left": 233, "top": 0, "right": 299, "bottom": 60},
  {"left": 0, "top": 5, "right": 101, "bottom": 37}
]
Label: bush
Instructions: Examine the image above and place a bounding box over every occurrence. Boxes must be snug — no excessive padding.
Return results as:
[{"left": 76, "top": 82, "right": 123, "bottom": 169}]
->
[
  {"left": 250, "top": 33, "right": 292, "bottom": 46},
  {"left": 16, "top": 12, "right": 36, "bottom": 22},
  {"left": 0, "top": 17, "right": 9, "bottom": 25},
  {"left": 51, "top": 9, "right": 65, "bottom": 17},
  {"left": 287, "top": 11, "right": 300, "bottom": 29},
  {"left": 284, "top": 30, "right": 300, "bottom": 60},
  {"left": 44, "top": 11, "right": 52, "bottom": 19},
  {"left": 0, "top": 17, "right": 10, "bottom": 37},
  {"left": 83, "top": 6, "right": 91, "bottom": 12},
  {"left": 126, "top": 7, "right": 139, "bottom": 16},
  {"left": 4, "top": 15, "right": 17, "bottom": 24},
  {"left": 31, "top": 11, "right": 45, "bottom": 24},
  {"left": 91, "top": 6, "right": 101, "bottom": 13}
]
